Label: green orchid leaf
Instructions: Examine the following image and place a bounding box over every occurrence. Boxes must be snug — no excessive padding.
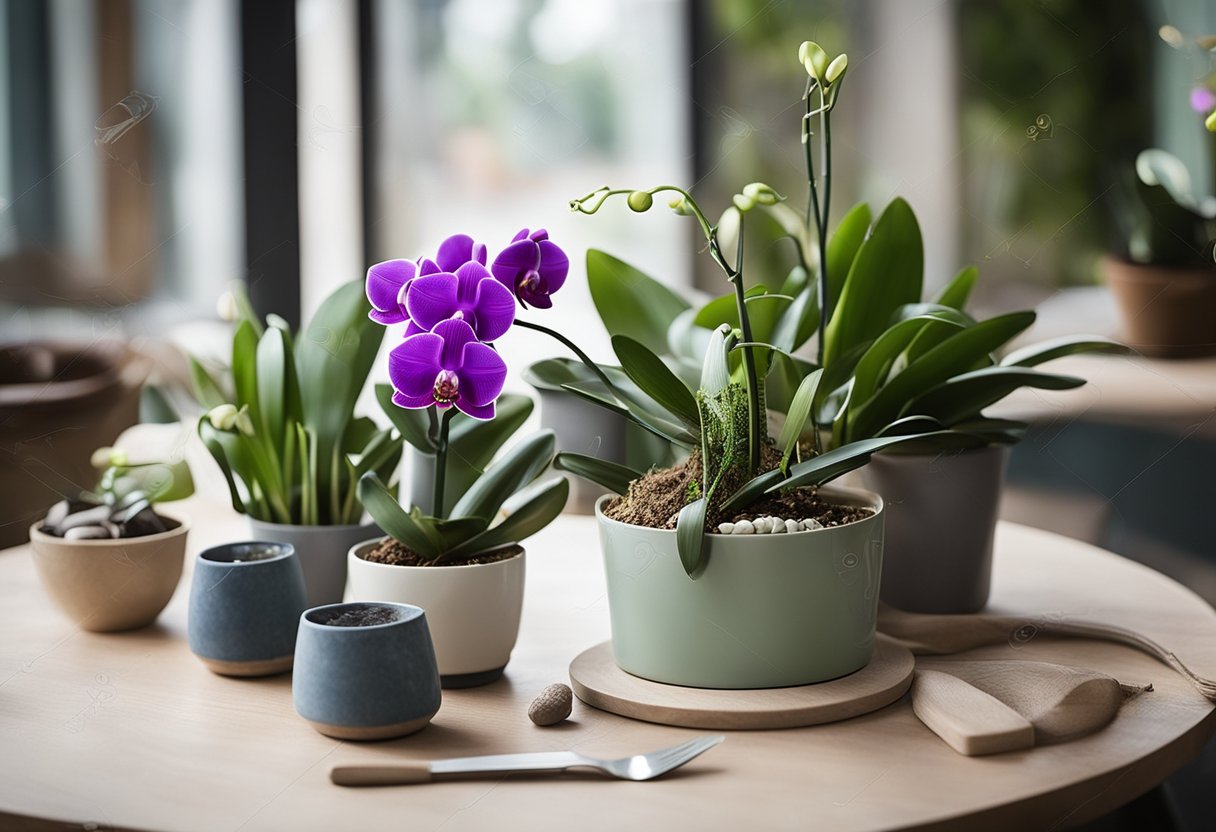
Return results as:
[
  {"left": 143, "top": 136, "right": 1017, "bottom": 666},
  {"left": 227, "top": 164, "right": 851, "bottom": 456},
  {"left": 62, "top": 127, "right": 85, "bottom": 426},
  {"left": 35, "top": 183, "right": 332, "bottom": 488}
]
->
[
  {"left": 903, "top": 367, "right": 1085, "bottom": 426},
  {"left": 256, "top": 325, "right": 298, "bottom": 453},
  {"left": 430, "top": 515, "right": 491, "bottom": 549},
  {"left": 845, "top": 312, "right": 969, "bottom": 431},
  {"left": 676, "top": 497, "right": 708, "bottom": 578},
  {"left": 933, "top": 266, "right": 979, "bottom": 310},
  {"left": 875, "top": 415, "right": 944, "bottom": 437},
  {"left": 587, "top": 249, "right": 690, "bottom": 355},
  {"left": 561, "top": 380, "right": 696, "bottom": 448},
  {"left": 951, "top": 417, "right": 1030, "bottom": 444},
  {"left": 188, "top": 357, "right": 228, "bottom": 410},
  {"left": 768, "top": 432, "right": 947, "bottom": 493},
  {"left": 770, "top": 284, "right": 820, "bottom": 353},
  {"left": 778, "top": 369, "right": 823, "bottom": 473},
  {"left": 823, "top": 201, "right": 872, "bottom": 322},
  {"left": 449, "top": 476, "right": 569, "bottom": 558},
  {"left": 231, "top": 319, "right": 260, "bottom": 420},
  {"left": 823, "top": 198, "right": 923, "bottom": 365},
  {"left": 1000, "top": 335, "right": 1132, "bottom": 368},
  {"left": 296, "top": 280, "right": 384, "bottom": 512},
  {"left": 449, "top": 393, "right": 533, "bottom": 460},
  {"left": 779, "top": 264, "right": 809, "bottom": 296},
  {"left": 692, "top": 285, "right": 767, "bottom": 330},
  {"left": 375, "top": 383, "right": 436, "bottom": 453},
  {"left": 846, "top": 311, "right": 1037, "bottom": 442},
  {"left": 611, "top": 335, "right": 700, "bottom": 428},
  {"left": 440, "top": 392, "right": 535, "bottom": 503},
  {"left": 554, "top": 452, "right": 642, "bottom": 496},
  {"left": 197, "top": 418, "right": 247, "bottom": 515},
  {"left": 357, "top": 472, "right": 438, "bottom": 557},
  {"left": 449, "top": 430, "right": 557, "bottom": 522}
]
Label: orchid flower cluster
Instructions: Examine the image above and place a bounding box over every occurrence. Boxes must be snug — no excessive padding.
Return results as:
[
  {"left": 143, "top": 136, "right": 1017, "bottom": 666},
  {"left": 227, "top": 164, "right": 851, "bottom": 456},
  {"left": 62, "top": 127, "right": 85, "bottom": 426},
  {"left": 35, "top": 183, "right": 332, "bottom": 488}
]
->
[
  {"left": 357, "top": 228, "right": 573, "bottom": 559},
  {"left": 365, "top": 229, "right": 569, "bottom": 421}
]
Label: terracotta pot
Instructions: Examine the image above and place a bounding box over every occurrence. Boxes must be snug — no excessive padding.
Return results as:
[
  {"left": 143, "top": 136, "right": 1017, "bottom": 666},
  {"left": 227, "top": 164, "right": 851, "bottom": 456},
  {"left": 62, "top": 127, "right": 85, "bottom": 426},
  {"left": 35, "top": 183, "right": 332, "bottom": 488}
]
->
[
  {"left": 0, "top": 341, "right": 146, "bottom": 548},
  {"left": 859, "top": 445, "right": 1009, "bottom": 614},
  {"left": 345, "top": 541, "right": 525, "bottom": 688},
  {"left": 595, "top": 486, "right": 884, "bottom": 689},
  {"left": 29, "top": 510, "right": 189, "bottom": 632},
  {"left": 1104, "top": 257, "right": 1216, "bottom": 358}
]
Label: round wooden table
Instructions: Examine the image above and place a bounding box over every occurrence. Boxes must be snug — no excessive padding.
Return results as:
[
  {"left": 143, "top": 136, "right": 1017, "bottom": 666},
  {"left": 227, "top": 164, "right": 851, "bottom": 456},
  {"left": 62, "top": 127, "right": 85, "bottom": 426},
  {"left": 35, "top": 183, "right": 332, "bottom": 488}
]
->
[{"left": 1, "top": 498, "right": 1214, "bottom": 831}]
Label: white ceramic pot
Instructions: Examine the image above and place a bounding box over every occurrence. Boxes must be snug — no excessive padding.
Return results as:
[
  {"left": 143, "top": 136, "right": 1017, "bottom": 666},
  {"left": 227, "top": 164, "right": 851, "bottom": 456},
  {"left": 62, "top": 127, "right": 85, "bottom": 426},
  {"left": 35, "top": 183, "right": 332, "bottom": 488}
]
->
[{"left": 345, "top": 540, "right": 525, "bottom": 687}]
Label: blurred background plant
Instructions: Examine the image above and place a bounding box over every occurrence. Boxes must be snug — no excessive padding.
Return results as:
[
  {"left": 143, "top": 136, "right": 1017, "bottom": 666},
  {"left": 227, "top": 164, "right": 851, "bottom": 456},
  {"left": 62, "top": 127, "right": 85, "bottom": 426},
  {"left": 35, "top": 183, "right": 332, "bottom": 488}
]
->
[{"left": 193, "top": 280, "right": 400, "bottom": 526}]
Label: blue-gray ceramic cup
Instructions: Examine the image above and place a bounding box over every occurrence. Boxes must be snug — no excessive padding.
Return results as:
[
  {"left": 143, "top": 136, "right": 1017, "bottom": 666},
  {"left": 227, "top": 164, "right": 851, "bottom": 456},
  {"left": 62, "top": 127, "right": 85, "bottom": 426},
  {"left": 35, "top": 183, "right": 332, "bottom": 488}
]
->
[
  {"left": 188, "top": 542, "right": 307, "bottom": 677},
  {"left": 293, "top": 602, "right": 441, "bottom": 740}
]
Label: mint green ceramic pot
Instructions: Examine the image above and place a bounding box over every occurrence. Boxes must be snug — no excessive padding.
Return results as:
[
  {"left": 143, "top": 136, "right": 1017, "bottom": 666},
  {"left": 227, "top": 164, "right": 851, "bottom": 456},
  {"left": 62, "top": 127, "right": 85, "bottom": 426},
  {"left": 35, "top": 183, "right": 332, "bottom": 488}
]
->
[{"left": 595, "top": 484, "right": 884, "bottom": 689}]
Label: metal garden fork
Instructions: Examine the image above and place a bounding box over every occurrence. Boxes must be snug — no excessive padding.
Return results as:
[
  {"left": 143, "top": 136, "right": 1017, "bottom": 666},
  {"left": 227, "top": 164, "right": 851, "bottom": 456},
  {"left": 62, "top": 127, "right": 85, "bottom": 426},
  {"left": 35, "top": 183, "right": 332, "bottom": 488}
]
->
[{"left": 330, "top": 735, "right": 725, "bottom": 786}]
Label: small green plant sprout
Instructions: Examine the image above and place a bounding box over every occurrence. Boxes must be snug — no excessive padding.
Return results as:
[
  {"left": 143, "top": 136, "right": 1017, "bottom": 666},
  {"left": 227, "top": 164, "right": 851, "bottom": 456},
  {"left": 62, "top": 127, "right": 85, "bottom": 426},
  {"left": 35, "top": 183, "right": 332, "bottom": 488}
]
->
[{"left": 41, "top": 446, "right": 194, "bottom": 540}]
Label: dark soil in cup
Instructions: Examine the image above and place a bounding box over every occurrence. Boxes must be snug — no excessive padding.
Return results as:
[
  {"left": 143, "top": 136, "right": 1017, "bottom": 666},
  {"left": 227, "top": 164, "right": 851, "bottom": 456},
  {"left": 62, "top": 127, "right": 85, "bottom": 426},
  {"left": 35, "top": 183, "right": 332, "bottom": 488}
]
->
[
  {"left": 318, "top": 606, "right": 402, "bottom": 627},
  {"left": 359, "top": 539, "right": 522, "bottom": 568},
  {"left": 603, "top": 451, "right": 872, "bottom": 530}
]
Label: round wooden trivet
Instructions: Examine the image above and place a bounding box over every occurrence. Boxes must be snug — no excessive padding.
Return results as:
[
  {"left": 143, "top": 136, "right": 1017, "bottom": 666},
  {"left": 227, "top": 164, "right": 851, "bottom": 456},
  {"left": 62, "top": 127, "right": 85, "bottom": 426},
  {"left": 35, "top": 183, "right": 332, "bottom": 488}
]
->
[{"left": 569, "top": 636, "right": 914, "bottom": 730}]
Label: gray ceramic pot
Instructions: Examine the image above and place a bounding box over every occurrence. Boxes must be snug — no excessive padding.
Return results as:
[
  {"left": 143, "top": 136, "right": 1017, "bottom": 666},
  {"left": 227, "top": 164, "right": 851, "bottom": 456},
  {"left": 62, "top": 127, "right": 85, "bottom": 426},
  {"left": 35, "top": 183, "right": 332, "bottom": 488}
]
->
[
  {"left": 595, "top": 485, "right": 884, "bottom": 689},
  {"left": 859, "top": 445, "right": 1010, "bottom": 614},
  {"left": 248, "top": 519, "right": 379, "bottom": 608},
  {"left": 539, "top": 390, "right": 629, "bottom": 514},
  {"left": 187, "top": 542, "right": 307, "bottom": 676},
  {"left": 293, "top": 602, "right": 442, "bottom": 740}
]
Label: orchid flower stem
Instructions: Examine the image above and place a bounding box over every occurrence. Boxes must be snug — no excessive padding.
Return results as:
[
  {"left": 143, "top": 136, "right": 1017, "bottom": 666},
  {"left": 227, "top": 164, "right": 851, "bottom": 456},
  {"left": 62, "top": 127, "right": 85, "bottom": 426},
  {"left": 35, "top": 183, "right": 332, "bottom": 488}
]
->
[
  {"left": 433, "top": 407, "right": 455, "bottom": 518},
  {"left": 804, "top": 83, "right": 830, "bottom": 366},
  {"left": 727, "top": 215, "right": 762, "bottom": 474},
  {"left": 513, "top": 318, "right": 620, "bottom": 396}
]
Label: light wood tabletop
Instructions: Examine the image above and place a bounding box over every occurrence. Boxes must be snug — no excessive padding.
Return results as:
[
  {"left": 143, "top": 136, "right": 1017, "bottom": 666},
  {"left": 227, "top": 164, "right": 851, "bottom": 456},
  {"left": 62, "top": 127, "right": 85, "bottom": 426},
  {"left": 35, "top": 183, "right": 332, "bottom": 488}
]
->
[{"left": 2, "top": 496, "right": 1215, "bottom": 832}]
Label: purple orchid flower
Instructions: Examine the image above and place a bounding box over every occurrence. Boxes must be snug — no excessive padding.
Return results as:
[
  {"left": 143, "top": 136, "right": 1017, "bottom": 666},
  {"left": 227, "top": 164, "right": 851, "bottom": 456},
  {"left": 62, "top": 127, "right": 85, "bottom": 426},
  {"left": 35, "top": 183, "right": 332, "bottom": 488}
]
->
[
  {"left": 490, "top": 228, "right": 569, "bottom": 309},
  {"left": 387, "top": 318, "right": 506, "bottom": 420},
  {"left": 435, "top": 233, "right": 488, "bottom": 272},
  {"left": 1191, "top": 87, "right": 1216, "bottom": 115},
  {"left": 365, "top": 257, "right": 441, "bottom": 332},
  {"left": 405, "top": 261, "right": 516, "bottom": 342}
]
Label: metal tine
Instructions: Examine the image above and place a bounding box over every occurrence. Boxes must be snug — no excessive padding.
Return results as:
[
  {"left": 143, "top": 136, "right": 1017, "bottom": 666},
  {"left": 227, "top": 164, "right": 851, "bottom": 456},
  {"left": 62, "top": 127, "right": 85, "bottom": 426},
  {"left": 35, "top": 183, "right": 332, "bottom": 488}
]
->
[{"left": 643, "top": 735, "right": 723, "bottom": 771}]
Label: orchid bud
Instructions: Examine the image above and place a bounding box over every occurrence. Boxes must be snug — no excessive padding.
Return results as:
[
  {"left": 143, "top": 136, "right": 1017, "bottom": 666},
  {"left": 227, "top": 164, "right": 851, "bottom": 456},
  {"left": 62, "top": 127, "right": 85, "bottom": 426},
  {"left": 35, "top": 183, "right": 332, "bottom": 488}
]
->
[
  {"left": 627, "top": 191, "right": 653, "bottom": 212},
  {"left": 801, "top": 41, "right": 828, "bottom": 82},
  {"left": 825, "top": 54, "right": 848, "bottom": 85},
  {"left": 208, "top": 404, "right": 239, "bottom": 431},
  {"left": 216, "top": 291, "right": 238, "bottom": 322},
  {"left": 668, "top": 196, "right": 692, "bottom": 216},
  {"left": 90, "top": 446, "right": 127, "bottom": 469},
  {"left": 742, "top": 182, "right": 781, "bottom": 205},
  {"left": 732, "top": 193, "right": 757, "bottom": 213},
  {"left": 1206, "top": 109, "right": 1216, "bottom": 133},
  {"left": 234, "top": 405, "right": 255, "bottom": 437}
]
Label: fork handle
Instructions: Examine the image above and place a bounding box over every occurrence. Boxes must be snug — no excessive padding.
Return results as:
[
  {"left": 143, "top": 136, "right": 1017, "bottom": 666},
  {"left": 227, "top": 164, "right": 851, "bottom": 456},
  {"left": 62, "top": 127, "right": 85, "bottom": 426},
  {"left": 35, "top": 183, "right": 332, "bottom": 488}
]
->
[
  {"left": 331, "top": 763, "right": 432, "bottom": 786},
  {"left": 331, "top": 752, "right": 583, "bottom": 787}
]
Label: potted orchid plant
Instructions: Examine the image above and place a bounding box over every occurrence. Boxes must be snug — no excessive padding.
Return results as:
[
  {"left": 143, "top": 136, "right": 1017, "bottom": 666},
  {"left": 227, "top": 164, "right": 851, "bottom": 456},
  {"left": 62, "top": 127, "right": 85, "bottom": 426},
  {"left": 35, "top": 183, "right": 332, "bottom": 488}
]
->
[
  {"left": 522, "top": 39, "right": 1128, "bottom": 684},
  {"left": 347, "top": 232, "right": 570, "bottom": 688}
]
